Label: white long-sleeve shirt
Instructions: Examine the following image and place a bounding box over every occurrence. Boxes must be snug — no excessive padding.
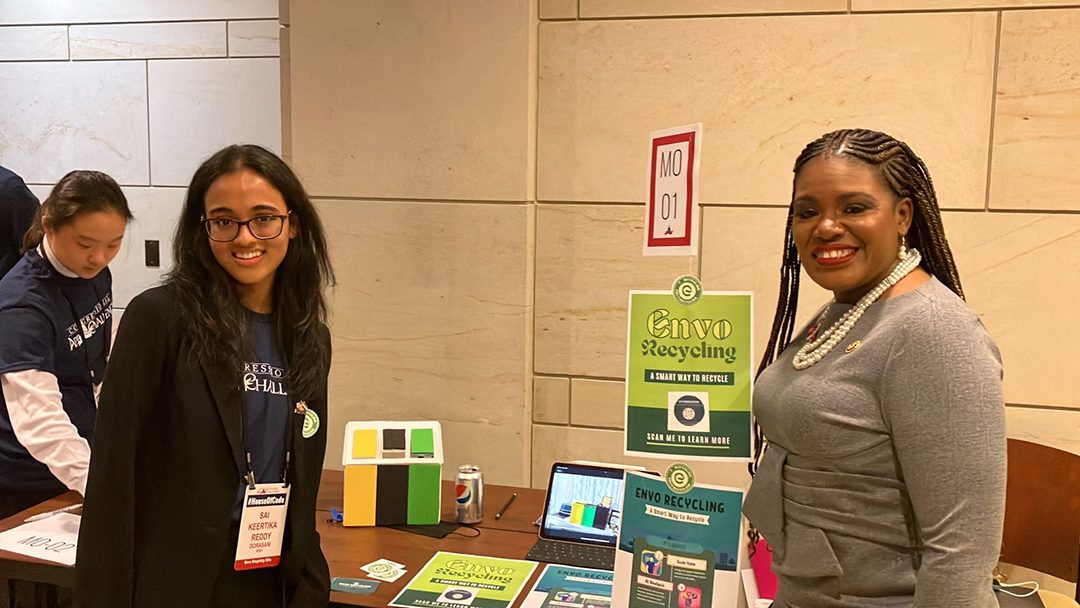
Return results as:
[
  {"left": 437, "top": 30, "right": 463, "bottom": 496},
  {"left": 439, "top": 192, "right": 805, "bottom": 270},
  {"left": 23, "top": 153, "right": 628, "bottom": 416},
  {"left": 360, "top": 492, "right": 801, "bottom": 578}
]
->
[{"left": 2, "top": 369, "right": 92, "bottom": 495}]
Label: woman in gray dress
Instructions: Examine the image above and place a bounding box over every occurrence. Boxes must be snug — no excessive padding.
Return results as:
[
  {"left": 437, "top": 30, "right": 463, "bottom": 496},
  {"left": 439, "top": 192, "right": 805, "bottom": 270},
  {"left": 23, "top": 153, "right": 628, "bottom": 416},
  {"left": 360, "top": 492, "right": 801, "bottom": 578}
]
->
[{"left": 742, "top": 129, "right": 1006, "bottom": 608}]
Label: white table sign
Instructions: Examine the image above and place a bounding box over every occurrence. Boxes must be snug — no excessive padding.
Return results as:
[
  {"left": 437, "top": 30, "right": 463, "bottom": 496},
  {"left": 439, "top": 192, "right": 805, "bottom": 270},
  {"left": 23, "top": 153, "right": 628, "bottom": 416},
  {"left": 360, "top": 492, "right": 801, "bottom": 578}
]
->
[
  {"left": 0, "top": 513, "right": 80, "bottom": 566},
  {"left": 644, "top": 123, "right": 702, "bottom": 257}
]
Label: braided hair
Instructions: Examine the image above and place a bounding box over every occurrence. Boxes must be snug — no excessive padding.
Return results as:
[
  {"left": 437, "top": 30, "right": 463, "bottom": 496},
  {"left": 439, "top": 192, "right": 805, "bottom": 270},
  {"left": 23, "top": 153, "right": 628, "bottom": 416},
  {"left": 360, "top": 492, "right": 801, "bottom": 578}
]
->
[{"left": 746, "top": 129, "right": 964, "bottom": 551}]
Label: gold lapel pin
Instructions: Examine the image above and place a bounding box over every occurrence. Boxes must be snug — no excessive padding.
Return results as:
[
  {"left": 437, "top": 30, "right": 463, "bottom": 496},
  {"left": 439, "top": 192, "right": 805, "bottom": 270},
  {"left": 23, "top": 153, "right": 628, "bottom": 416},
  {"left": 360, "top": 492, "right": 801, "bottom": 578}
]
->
[{"left": 845, "top": 341, "right": 862, "bottom": 354}]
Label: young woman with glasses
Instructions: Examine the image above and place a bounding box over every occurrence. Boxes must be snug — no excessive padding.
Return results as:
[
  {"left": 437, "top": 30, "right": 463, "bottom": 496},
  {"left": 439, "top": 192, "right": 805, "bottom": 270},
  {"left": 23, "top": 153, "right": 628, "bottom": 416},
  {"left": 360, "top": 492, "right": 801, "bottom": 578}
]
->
[{"left": 76, "top": 145, "right": 335, "bottom": 608}]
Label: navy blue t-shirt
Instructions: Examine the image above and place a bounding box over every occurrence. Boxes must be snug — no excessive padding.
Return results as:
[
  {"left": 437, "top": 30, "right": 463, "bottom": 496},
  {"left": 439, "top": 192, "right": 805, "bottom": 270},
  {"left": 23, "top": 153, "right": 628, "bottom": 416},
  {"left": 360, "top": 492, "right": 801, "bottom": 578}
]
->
[
  {"left": 232, "top": 313, "right": 289, "bottom": 520},
  {"left": 0, "top": 249, "right": 112, "bottom": 493}
]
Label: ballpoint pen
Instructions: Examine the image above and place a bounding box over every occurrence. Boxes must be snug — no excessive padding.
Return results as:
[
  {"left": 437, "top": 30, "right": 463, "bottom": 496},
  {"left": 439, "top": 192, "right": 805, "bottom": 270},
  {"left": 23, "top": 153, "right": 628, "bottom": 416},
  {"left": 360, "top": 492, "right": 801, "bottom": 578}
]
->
[
  {"left": 494, "top": 493, "right": 517, "bottom": 520},
  {"left": 24, "top": 503, "right": 82, "bottom": 523}
]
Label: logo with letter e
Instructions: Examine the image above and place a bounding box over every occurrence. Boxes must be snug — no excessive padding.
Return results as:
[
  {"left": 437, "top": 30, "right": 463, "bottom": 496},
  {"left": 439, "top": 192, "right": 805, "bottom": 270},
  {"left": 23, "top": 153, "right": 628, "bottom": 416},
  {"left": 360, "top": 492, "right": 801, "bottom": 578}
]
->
[{"left": 666, "top": 463, "right": 695, "bottom": 494}]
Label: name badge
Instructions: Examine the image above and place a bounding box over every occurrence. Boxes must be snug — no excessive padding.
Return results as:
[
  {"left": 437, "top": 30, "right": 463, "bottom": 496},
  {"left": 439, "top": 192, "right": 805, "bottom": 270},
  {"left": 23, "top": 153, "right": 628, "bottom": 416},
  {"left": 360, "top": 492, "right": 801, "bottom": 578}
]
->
[{"left": 234, "top": 483, "right": 290, "bottom": 571}]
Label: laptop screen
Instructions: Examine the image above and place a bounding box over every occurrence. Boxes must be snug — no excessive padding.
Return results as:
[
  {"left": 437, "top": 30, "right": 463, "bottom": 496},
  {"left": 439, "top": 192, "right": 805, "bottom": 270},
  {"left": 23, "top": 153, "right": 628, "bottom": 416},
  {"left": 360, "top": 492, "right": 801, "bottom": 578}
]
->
[{"left": 540, "top": 463, "right": 626, "bottom": 547}]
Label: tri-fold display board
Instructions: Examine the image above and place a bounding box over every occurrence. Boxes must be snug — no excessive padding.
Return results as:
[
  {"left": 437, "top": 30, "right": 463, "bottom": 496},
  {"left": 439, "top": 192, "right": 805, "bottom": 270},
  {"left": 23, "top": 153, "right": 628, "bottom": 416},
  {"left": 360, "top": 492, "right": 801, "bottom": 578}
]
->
[{"left": 341, "top": 421, "right": 444, "bottom": 527}]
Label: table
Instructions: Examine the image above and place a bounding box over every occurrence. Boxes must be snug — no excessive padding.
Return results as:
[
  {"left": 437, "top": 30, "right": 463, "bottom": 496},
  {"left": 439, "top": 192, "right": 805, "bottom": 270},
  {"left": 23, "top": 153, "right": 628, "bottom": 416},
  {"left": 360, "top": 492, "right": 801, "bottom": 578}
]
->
[
  {"left": 0, "top": 471, "right": 551, "bottom": 608},
  {"left": 0, "top": 492, "right": 79, "bottom": 607},
  {"left": 3, "top": 476, "right": 1077, "bottom": 608},
  {"left": 315, "top": 470, "right": 546, "bottom": 606}
]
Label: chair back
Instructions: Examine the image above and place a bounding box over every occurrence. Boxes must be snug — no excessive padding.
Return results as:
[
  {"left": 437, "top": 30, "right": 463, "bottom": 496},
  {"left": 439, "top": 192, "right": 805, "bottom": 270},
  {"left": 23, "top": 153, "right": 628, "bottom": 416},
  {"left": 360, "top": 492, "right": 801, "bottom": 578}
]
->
[{"left": 1001, "top": 439, "right": 1080, "bottom": 600}]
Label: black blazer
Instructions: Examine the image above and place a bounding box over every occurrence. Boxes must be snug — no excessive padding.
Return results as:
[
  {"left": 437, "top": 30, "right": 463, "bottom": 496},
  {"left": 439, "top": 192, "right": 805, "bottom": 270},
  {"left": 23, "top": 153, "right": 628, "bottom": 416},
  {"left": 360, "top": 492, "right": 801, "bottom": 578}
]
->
[{"left": 75, "top": 285, "right": 331, "bottom": 608}]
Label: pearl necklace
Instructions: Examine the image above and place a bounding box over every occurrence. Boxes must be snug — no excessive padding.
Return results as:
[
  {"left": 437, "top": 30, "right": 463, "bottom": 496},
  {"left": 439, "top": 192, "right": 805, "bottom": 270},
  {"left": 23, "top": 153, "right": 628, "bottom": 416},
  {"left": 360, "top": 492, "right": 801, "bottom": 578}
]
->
[{"left": 792, "top": 248, "right": 922, "bottom": 370}]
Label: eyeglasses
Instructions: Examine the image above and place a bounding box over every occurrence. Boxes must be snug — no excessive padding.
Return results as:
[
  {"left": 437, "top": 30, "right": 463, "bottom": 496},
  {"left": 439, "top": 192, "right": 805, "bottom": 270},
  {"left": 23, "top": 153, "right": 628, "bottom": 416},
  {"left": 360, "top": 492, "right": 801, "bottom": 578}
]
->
[{"left": 201, "top": 212, "right": 291, "bottom": 242}]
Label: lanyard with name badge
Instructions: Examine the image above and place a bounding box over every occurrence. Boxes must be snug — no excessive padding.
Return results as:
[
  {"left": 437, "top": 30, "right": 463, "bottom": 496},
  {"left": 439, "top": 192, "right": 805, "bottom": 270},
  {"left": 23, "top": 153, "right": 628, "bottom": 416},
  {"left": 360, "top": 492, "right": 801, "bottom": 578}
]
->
[{"left": 233, "top": 393, "right": 296, "bottom": 571}]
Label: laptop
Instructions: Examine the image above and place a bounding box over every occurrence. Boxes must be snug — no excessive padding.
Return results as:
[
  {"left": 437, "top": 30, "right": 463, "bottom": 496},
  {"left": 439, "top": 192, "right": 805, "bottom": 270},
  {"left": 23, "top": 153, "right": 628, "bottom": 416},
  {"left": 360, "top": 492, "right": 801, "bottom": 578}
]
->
[{"left": 525, "top": 462, "right": 629, "bottom": 571}]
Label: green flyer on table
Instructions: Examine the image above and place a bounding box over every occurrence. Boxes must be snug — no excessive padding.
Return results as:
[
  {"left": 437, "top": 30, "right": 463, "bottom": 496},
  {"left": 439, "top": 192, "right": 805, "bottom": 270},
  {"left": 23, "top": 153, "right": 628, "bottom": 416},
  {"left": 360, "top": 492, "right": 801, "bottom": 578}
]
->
[
  {"left": 389, "top": 551, "right": 538, "bottom": 608},
  {"left": 624, "top": 290, "right": 753, "bottom": 460}
]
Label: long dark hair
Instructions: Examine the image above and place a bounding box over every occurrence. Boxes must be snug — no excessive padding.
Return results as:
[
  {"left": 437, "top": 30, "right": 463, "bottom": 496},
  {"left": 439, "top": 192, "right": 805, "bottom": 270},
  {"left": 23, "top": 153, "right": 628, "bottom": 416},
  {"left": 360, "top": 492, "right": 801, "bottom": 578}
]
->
[
  {"left": 167, "top": 145, "right": 335, "bottom": 398},
  {"left": 747, "top": 129, "right": 963, "bottom": 550},
  {"left": 22, "top": 170, "right": 131, "bottom": 253}
]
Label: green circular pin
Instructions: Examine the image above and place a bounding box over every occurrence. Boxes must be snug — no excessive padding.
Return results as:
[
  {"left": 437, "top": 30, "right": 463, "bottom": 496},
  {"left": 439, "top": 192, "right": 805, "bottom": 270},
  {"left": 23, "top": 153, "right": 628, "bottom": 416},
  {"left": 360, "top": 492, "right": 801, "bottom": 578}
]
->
[
  {"left": 672, "top": 275, "right": 702, "bottom": 306},
  {"left": 302, "top": 409, "right": 320, "bottom": 438},
  {"left": 666, "top": 463, "right": 696, "bottom": 494}
]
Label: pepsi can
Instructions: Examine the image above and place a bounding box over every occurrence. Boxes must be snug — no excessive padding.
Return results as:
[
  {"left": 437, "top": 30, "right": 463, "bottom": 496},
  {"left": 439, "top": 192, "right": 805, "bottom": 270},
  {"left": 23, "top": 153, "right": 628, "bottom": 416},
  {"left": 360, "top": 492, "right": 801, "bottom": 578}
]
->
[{"left": 455, "top": 464, "right": 484, "bottom": 524}]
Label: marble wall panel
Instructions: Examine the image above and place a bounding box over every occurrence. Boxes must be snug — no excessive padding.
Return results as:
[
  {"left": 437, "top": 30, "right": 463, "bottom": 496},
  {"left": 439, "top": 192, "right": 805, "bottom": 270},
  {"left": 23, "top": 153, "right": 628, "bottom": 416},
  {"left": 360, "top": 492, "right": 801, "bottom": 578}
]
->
[
  {"left": 534, "top": 376, "right": 570, "bottom": 424},
  {"left": 990, "top": 9, "right": 1080, "bottom": 212},
  {"left": 570, "top": 378, "right": 625, "bottom": 429},
  {"left": 0, "top": 26, "right": 67, "bottom": 60},
  {"left": 0, "top": 0, "right": 276, "bottom": 25},
  {"left": 317, "top": 200, "right": 532, "bottom": 485},
  {"left": 148, "top": 58, "right": 281, "bottom": 187},
  {"left": 942, "top": 211, "right": 1080, "bottom": 409},
  {"left": 110, "top": 187, "right": 185, "bottom": 308},
  {"left": 539, "top": 0, "right": 578, "bottom": 19},
  {"left": 853, "top": 0, "right": 1080, "bottom": 9},
  {"left": 532, "top": 424, "right": 752, "bottom": 491},
  {"left": 537, "top": 13, "right": 997, "bottom": 209},
  {"left": 26, "top": 184, "right": 51, "bottom": 202},
  {"left": 228, "top": 20, "right": 280, "bottom": 57},
  {"left": 700, "top": 207, "right": 831, "bottom": 370},
  {"left": 580, "top": 0, "right": 846, "bottom": 18},
  {"left": 288, "top": 0, "right": 533, "bottom": 201},
  {"left": 70, "top": 22, "right": 227, "bottom": 60},
  {"left": 534, "top": 205, "right": 693, "bottom": 378},
  {"left": 0, "top": 62, "right": 149, "bottom": 185}
]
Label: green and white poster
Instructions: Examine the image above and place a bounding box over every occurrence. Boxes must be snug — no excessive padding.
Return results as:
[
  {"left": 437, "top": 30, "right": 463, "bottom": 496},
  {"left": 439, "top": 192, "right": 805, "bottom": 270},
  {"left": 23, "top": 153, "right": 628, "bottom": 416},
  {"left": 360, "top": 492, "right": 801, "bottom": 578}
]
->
[
  {"left": 613, "top": 470, "right": 743, "bottom": 608},
  {"left": 390, "top": 552, "right": 538, "bottom": 608},
  {"left": 624, "top": 283, "right": 753, "bottom": 460}
]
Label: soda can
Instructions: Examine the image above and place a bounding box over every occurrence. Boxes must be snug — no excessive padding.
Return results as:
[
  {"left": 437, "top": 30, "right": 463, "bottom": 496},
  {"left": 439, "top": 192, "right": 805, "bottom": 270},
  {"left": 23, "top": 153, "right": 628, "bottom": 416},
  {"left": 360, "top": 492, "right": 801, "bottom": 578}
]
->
[{"left": 455, "top": 464, "right": 484, "bottom": 524}]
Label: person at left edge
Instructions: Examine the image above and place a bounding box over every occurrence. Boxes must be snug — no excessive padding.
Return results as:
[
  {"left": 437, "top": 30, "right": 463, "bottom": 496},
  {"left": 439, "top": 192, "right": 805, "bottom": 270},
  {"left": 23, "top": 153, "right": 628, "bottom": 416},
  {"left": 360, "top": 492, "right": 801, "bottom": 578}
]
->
[
  {"left": 0, "top": 171, "right": 130, "bottom": 520},
  {"left": 76, "top": 145, "right": 335, "bottom": 608},
  {"left": 0, "top": 164, "right": 40, "bottom": 279}
]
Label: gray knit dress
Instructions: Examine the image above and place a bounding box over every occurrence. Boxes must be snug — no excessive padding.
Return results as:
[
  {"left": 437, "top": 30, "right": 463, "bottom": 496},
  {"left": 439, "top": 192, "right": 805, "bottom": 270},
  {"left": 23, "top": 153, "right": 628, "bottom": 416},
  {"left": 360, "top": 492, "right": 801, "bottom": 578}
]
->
[{"left": 743, "top": 276, "right": 1006, "bottom": 608}]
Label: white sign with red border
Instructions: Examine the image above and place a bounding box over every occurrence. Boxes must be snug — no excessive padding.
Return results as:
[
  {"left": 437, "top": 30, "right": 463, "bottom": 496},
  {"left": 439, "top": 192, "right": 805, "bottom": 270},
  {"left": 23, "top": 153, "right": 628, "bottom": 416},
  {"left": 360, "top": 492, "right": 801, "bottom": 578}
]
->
[{"left": 644, "top": 123, "right": 702, "bottom": 257}]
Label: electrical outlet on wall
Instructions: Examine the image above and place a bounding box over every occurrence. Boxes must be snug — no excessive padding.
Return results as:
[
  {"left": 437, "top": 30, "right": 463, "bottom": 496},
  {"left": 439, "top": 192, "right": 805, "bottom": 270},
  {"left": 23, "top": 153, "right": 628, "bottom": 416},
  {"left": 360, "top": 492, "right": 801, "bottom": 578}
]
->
[{"left": 144, "top": 240, "right": 160, "bottom": 268}]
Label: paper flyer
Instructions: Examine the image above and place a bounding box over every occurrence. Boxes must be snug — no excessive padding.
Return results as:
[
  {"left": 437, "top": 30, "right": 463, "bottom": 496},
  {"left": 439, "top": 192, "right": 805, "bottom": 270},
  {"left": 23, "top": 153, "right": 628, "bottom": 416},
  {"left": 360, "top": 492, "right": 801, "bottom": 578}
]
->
[
  {"left": 613, "top": 470, "right": 743, "bottom": 608},
  {"left": 390, "top": 551, "right": 538, "bottom": 608},
  {"left": 522, "top": 565, "right": 614, "bottom": 608},
  {"left": 624, "top": 285, "right": 753, "bottom": 460}
]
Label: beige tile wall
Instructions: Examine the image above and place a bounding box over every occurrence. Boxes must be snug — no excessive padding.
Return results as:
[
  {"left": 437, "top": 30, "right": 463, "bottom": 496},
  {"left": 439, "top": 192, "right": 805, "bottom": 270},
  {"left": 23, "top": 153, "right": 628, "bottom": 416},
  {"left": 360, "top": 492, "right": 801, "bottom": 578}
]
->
[
  {"left": 288, "top": 1, "right": 1080, "bottom": 531},
  {"left": 534, "top": 205, "right": 694, "bottom": 378},
  {"left": 316, "top": 199, "right": 533, "bottom": 484},
  {"left": 537, "top": 12, "right": 997, "bottom": 209},
  {"left": 288, "top": 0, "right": 535, "bottom": 202},
  {"left": 580, "top": 0, "right": 847, "bottom": 18},
  {"left": 990, "top": 9, "right": 1080, "bottom": 211},
  {"left": 853, "top": 0, "right": 1080, "bottom": 10}
]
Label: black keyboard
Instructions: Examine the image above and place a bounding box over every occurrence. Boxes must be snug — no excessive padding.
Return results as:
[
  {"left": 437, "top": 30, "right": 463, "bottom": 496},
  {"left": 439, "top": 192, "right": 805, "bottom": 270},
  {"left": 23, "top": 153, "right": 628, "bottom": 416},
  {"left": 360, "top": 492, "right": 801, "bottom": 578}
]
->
[{"left": 526, "top": 538, "right": 615, "bottom": 570}]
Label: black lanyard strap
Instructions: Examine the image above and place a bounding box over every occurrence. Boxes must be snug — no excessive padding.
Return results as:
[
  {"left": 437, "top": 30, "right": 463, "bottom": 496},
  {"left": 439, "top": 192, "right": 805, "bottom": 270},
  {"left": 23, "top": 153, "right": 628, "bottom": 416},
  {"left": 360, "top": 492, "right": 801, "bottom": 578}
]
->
[
  {"left": 238, "top": 389, "right": 296, "bottom": 489},
  {"left": 48, "top": 253, "right": 110, "bottom": 384}
]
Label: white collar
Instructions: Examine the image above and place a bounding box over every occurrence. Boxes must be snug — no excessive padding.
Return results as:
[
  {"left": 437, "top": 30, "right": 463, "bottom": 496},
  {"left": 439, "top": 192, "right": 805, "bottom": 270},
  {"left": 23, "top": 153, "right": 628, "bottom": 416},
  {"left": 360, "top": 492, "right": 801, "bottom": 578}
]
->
[{"left": 40, "top": 234, "right": 79, "bottom": 279}]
